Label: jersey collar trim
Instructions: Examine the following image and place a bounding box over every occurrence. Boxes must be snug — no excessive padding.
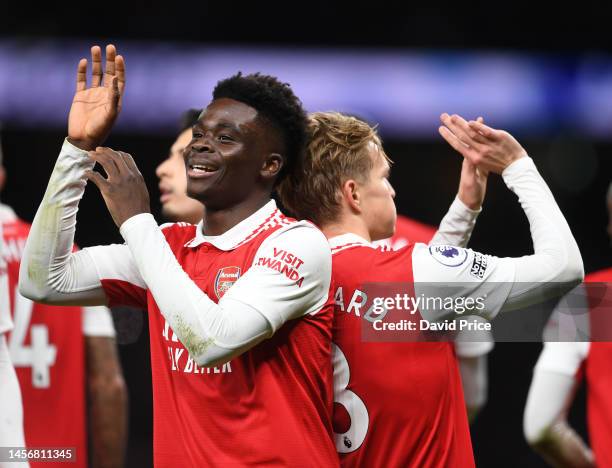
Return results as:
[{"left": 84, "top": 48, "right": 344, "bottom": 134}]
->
[
  {"left": 185, "top": 199, "right": 284, "bottom": 251},
  {"left": 328, "top": 233, "right": 373, "bottom": 251}
]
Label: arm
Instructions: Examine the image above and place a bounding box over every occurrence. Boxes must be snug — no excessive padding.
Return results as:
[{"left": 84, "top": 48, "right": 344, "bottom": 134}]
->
[
  {"left": 431, "top": 157, "right": 487, "bottom": 248},
  {"left": 413, "top": 115, "right": 584, "bottom": 320},
  {"left": 524, "top": 360, "right": 593, "bottom": 467},
  {"left": 454, "top": 318, "right": 494, "bottom": 422},
  {"left": 457, "top": 355, "right": 488, "bottom": 423},
  {"left": 19, "top": 46, "right": 142, "bottom": 307},
  {"left": 83, "top": 306, "right": 127, "bottom": 468},
  {"left": 119, "top": 213, "right": 330, "bottom": 367}
]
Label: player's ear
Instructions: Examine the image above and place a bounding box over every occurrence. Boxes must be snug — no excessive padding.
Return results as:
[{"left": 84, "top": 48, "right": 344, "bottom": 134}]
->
[
  {"left": 261, "top": 153, "right": 283, "bottom": 181},
  {"left": 341, "top": 179, "right": 362, "bottom": 213}
]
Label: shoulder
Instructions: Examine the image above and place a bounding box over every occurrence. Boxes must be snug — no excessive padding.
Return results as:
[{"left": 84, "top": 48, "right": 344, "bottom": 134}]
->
[{"left": 159, "top": 222, "right": 198, "bottom": 246}]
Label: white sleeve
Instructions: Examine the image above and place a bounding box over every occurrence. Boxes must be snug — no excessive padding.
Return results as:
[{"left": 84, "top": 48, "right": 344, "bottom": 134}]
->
[
  {"left": 457, "top": 354, "right": 489, "bottom": 414},
  {"left": 430, "top": 196, "right": 481, "bottom": 248},
  {"left": 119, "top": 214, "right": 331, "bottom": 366},
  {"left": 413, "top": 156, "right": 584, "bottom": 320},
  {"left": 534, "top": 341, "right": 589, "bottom": 377},
  {"left": 82, "top": 306, "right": 116, "bottom": 338},
  {"left": 19, "top": 139, "right": 144, "bottom": 307},
  {"left": 223, "top": 222, "right": 332, "bottom": 331},
  {"left": 523, "top": 369, "right": 578, "bottom": 444}
]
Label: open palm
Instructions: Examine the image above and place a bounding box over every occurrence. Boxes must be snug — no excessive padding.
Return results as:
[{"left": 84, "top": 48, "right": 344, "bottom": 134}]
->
[{"left": 68, "top": 45, "right": 126, "bottom": 151}]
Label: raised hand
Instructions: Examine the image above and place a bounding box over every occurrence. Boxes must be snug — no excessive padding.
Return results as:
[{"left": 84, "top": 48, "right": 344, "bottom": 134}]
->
[
  {"left": 68, "top": 45, "right": 126, "bottom": 151},
  {"left": 456, "top": 117, "right": 488, "bottom": 210},
  {"left": 438, "top": 113, "right": 526, "bottom": 175},
  {"left": 85, "top": 147, "right": 150, "bottom": 228}
]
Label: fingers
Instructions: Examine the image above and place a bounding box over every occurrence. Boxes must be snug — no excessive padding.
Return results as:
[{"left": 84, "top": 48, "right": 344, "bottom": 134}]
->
[
  {"left": 117, "top": 151, "right": 142, "bottom": 177},
  {"left": 103, "top": 44, "right": 117, "bottom": 87},
  {"left": 115, "top": 54, "right": 126, "bottom": 105},
  {"left": 89, "top": 147, "right": 124, "bottom": 180},
  {"left": 110, "top": 76, "right": 120, "bottom": 110},
  {"left": 467, "top": 120, "right": 499, "bottom": 141},
  {"left": 76, "top": 58, "right": 87, "bottom": 92},
  {"left": 442, "top": 113, "right": 487, "bottom": 146},
  {"left": 84, "top": 169, "right": 108, "bottom": 191},
  {"left": 438, "top": 125, "right": 470, "bottom": 157},
  {"left": 91, "top": 46, "right": 103, "bottom": 88}
]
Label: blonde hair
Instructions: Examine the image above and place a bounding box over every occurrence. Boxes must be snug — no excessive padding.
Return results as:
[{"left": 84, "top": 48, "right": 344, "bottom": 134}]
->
[{"left": 277, "top": 111, "right": 391, "bottom": 225}]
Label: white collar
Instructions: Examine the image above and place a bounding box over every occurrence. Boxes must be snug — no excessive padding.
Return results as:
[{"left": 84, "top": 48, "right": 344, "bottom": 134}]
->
[
  {"left": 0, "top": 203, "right": 17, "bottom": 223},
  {"left": 328, "top": 232, "right": 373, "bottom": 250},
  {"left": 185, "top": 199, "right": 281, "bottom": 251}
]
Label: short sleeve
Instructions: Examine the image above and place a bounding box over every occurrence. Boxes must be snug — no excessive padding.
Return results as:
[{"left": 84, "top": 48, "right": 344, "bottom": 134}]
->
[
  {"left": 220, "top": 223, "right": 332, "bottom": 332},
  {"left": 412, "top": 243, "right": 516, "bottom": 320},
  {"left": 83, "top": 244, "right": 147, "bottom": 309},
  {"left": 82, "top": 305, "right": 116, "bottom": 337},
  {"left": 534, "top": 341, "right": 589, "bottom": 377}
]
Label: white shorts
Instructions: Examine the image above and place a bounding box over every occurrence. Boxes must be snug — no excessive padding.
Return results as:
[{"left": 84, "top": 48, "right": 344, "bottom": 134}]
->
[{"left": 0, "top": 334, "right": 28, "bottom": 468}]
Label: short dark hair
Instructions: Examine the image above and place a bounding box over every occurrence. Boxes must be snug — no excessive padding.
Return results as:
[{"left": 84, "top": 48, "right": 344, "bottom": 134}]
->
[
  {"left": 212, "top": 72, "right": 308, "bottom": 185},
  {"left": 179, "top": 109, "right": 202, "bottom": 133}
]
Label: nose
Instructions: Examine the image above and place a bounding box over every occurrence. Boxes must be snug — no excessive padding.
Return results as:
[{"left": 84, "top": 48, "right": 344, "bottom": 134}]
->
[
  {"left": 190, "top": 136, "right": 213, "bottom": 154},
  {"left": 156, "top": 158, "right": 170, "bottom": 179},
  {"left": 387, "top": 180, "right": 396, "bottom": 198}
]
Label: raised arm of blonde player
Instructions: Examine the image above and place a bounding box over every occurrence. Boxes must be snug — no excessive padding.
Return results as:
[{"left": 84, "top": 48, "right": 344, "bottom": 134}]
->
[
  {"left": 431, "top": 153, "right": 493, "bottom": 422},
  {"left": 412, "top": 114, "right": 584, "bottom": 321}
]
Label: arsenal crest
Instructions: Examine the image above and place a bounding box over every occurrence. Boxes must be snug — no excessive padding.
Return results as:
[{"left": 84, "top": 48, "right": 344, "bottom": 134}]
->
[{"left": 214, "top": 266, "right": 241, "bottom": 299}]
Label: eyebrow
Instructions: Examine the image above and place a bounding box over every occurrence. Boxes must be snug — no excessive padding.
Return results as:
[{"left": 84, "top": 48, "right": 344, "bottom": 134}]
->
[{"left": 192, "top": 121, "right": 242, "bottom": 134}]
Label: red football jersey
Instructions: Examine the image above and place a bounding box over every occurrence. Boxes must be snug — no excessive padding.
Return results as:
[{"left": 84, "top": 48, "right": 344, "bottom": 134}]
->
[
  {"left": 2, "top": 216, "right": 87, "bottom": 468},
  {"left": 375, "top": 214, "right": 437, "bottom": 251},
  {"left": 584, "top": 268, "right": 612, "bottom": 468},
  {"left": 98, "top": 211, "right": 337, "bottom": 467},
  {"left": 330, "top": 236, "right": 475, "bottom": 468}
]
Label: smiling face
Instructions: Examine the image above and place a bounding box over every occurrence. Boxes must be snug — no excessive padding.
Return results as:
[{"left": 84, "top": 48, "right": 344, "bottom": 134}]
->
[
  {"left": 184, "top": 98, "right": 283, "bottom": 210},
  {"left": 155, "top": 128, "right": 204, "bottom": 224}
]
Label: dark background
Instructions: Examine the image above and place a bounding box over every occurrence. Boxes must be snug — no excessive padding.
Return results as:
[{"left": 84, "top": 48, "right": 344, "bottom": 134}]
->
[{"left": 2, "top": 5, "right": 611, "bottom": 467}]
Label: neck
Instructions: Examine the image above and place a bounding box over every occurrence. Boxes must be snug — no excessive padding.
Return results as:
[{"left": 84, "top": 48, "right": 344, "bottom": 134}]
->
[
  {"left": 320, "top": 216, "right": 371, "bottom": 242},
  {"left": 200, "top": 192, "right": 271, "bottom": 236}
]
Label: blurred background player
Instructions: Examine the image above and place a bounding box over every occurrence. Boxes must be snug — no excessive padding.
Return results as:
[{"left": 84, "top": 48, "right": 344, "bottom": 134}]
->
[
  {"left": 278, "top": 111, "right": 583, "bottom": 466},
  {"left": 0, "top": 142, "right": 27, "bottom": 467},
  {"left": 0, "top": 130, "right": 127, "bottom": 468},
  {"left": 156, "top": 109, "right": 203, "bottom": 224},
  {"left": 523, "top": 181, "right": 612, "bottom": 468}
]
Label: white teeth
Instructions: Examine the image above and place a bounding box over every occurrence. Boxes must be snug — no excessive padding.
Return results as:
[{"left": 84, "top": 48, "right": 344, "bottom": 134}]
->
[{"left": 191, "top": 165, "right": 216, "bottom": 173}]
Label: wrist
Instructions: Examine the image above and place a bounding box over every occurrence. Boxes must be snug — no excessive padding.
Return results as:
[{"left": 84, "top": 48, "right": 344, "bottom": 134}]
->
[
  {"left": 457, "top": 191, "right": 482, "bottom": 210},
  {"left": 67, "top": 137, "right": 99, "bottom": 152}
]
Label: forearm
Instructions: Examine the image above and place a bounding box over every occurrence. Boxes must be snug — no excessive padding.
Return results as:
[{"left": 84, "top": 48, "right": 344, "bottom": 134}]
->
[
  {"left": 457, "top": 355, "right": 488, "bottom": 423},
  {"left": 430, "top": 196, "right": 481, "bottom": 248},
  {"left": 19, "top": 139, "right": 107, "bottom": 305},
  {"left": 501, "top": 157, "right": 584, "bottom": 311},
  {"left": 531, "top": 422, "right": 594, "bottom": 468},
  {"left": 86, "top": 337, "right": 127, "bottom": 468},
  {"left": 524, "top": 369, "right": 592, "bottom": 467},
  {"left": 120, "top": 214, "right": 271, "bottom": 366}
]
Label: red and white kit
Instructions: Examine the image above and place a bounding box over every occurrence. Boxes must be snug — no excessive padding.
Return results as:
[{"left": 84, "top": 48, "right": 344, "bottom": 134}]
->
[
  {"left": 1, "top": 204, "right": 115, "bottom": 468},
  {"left": 329, "top": 156, "right": 583, "bottom": 467},
  {"left": 19, "top": 140, "right": 338, "bottom": 467}
]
